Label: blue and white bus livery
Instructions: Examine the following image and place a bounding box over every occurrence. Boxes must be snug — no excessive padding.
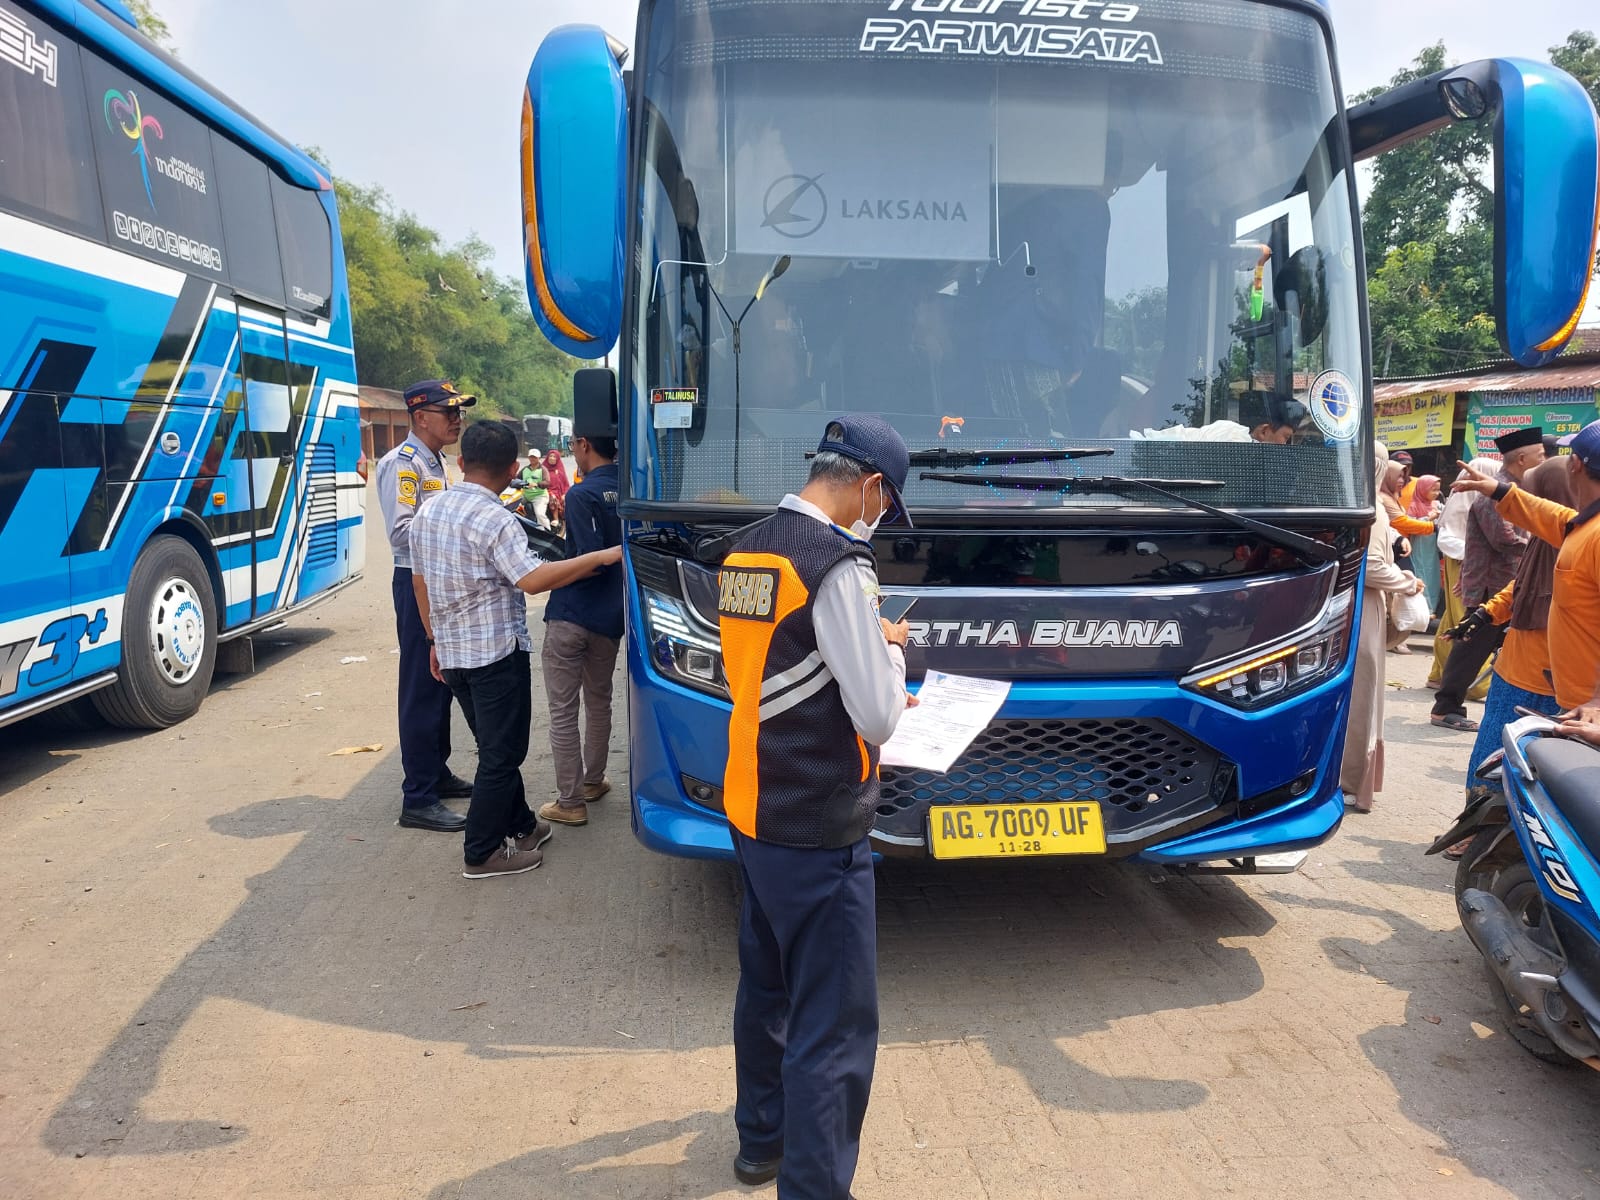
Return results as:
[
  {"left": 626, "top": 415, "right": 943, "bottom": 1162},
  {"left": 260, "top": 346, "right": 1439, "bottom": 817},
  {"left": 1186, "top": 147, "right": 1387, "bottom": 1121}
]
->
[{"left": 0, "top": 0, "right": 363, "bottom": 729}]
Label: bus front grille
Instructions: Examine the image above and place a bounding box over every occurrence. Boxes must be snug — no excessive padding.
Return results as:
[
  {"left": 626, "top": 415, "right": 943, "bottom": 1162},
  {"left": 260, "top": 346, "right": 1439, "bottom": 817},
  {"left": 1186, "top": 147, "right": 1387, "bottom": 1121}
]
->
[{"left": 874, "top": 717, "right": 1233, "bottom": 852}]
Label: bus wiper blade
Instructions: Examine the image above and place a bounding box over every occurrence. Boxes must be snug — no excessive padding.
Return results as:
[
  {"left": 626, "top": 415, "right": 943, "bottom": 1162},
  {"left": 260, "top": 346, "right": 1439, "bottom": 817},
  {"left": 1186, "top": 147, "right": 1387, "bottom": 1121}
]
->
[
  {"left": 919, "top": 471, "right": 1225, "bottom": 490},
  {"left": 919, "top": 472, "right": 1341, "bottom": 564},
  {"left": 905, "top": 447, "right": 1115, "bottom": 467}
]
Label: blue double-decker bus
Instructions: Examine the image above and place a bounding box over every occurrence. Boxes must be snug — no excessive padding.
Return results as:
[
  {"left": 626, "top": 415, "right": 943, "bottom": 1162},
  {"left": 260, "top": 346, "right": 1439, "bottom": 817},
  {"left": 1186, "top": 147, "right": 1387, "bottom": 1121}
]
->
[
  {"left": 518, "top": 0, "right": 1598, "bottom": 868},
  {"left": 0, "top": 0, "right": 362, "bottom": 729}
]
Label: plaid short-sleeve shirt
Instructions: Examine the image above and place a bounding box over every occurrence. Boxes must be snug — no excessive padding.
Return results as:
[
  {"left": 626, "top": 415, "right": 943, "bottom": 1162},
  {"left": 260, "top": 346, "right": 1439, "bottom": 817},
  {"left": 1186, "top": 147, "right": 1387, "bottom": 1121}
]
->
[{"left": 410, "top": 482, "right": 545, "bottom": 670}]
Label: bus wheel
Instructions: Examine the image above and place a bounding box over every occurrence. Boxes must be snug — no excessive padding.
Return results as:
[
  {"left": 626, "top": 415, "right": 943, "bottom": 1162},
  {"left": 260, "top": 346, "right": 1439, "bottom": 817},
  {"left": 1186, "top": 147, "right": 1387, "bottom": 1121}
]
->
[{"left": 94, "top": 536, "right": 218, "bottom": 729}]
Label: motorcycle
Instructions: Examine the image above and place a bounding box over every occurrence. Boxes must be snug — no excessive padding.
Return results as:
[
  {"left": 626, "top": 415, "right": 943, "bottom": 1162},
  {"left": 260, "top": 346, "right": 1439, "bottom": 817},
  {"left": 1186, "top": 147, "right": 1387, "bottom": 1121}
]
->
[
  {"left": 1428, "top": 714, "right": 1600, "bottom": 1068},
  {"left": 498, "top": 488, "right": 570, "bottom": 563}
]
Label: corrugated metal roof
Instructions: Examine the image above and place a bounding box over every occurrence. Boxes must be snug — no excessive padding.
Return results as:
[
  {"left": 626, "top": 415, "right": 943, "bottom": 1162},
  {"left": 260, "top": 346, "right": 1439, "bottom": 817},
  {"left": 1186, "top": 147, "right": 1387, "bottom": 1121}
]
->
[
  {"left": 358, "top": 387, "right": 408, "bottom": 412},
  {"left": 1373, "top": 336, "right": 1600, "bottom": 402}
]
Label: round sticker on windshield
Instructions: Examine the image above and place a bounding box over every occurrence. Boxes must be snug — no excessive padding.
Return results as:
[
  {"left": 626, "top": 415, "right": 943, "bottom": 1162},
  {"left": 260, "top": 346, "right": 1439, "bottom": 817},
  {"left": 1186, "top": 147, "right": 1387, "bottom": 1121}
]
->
[{"left": 1308, "top": 370, "right": 1359, "bottom": 442}]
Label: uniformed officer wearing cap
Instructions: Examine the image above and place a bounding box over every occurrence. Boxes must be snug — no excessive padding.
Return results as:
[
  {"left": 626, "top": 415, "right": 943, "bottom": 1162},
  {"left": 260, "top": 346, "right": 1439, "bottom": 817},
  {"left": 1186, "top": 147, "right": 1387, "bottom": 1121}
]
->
[
  {"left": 376, "top": 380, "right": 476, "bottom": 831},
  {"left": 717, "top": 414, "right": 915, "bottom": 1199}
]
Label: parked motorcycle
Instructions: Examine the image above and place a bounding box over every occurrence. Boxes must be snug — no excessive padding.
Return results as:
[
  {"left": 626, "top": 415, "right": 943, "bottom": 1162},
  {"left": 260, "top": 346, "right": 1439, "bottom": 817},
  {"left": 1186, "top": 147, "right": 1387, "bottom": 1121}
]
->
[{"left": 1428, "top": 714, "right": 1600, "bottom": 1068}]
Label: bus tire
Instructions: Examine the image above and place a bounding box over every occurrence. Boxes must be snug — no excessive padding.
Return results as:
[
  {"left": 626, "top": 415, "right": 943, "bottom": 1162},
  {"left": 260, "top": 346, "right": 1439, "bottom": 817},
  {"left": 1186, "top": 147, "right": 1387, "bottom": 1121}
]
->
[{"left": 93, "top": 536, "right": 218, "bottom": 729}]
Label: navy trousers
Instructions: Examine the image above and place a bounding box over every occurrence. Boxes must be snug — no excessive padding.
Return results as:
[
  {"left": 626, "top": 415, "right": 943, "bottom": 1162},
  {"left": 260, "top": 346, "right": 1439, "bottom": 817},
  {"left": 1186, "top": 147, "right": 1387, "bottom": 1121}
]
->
[
  {"left": 731, "top": 829, "right": 878, "bottom": 1200},
  {"left": 392, "top": 567, "right": 453, "bottom": 809}
]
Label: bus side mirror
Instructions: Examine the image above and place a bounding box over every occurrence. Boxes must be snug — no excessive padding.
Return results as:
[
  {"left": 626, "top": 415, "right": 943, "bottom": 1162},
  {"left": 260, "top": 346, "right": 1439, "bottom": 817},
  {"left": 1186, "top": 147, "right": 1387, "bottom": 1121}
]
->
[
  {"left": 1488, "top": 59, "right": 1598, "bottom": 366},
  {"left": 521, "top": 25, "right": 629, "bottom": 357},
  {"left": 1349, "top": 58, "right": 1598, "bottom": 368},
  {"left": 573, "top": 368, "right": 618, "bottom": 440}
]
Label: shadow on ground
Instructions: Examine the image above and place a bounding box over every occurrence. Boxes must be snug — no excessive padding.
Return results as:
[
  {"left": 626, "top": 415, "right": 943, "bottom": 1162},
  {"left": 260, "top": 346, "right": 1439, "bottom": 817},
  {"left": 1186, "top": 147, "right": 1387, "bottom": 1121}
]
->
[
  {"left": 43, "top": 778, "right": 1273, "bottom": 1160},
  {"left": 0, "top": 627, "right": 333, "bottom": 792},
  {"left": 1271, "top": 888, "right": 1600, "bottom": 1198}
]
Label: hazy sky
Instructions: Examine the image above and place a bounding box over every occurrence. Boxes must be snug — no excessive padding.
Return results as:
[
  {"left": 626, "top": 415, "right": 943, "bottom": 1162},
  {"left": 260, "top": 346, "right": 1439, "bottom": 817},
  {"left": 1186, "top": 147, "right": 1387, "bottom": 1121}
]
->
[{"left": 162, "top": 0, "right": 1597, "bottom": 290}]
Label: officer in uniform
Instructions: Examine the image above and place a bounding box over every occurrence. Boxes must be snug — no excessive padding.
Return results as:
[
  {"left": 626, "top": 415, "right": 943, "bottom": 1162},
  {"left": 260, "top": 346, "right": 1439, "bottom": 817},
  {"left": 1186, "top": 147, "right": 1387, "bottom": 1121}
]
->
[
  {"left": 717, "top": 415, "right": 915, "bottom": 1199},
  {"left": 376, "top": 379, "right": 475, "bottom": 831}
]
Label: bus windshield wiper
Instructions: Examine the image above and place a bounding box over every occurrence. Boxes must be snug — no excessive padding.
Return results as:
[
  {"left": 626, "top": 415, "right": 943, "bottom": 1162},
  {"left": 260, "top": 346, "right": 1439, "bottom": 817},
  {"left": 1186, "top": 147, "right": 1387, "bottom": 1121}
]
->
[
  {"left": 919, "top": 472, "right": 1340, "bottom": 564},
  {"left": 906, "top": 447, "right": 1114, "bottom": 467}
]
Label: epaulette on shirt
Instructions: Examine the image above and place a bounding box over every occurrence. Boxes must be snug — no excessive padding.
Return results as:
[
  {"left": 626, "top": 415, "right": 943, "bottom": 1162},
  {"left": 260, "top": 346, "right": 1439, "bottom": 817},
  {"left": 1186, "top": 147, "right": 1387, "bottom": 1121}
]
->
[{"left": 397, "top": 444, "right": 418, "bottom": 462}]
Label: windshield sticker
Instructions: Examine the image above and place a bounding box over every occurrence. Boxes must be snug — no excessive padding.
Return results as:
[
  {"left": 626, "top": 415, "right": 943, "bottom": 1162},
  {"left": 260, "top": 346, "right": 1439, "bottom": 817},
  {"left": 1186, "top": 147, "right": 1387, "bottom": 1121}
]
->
[
  {"left": 651, "top": 387, "right": 698, "bottom": 405},
  {"left": 860, "top": 0, "right": 1162, "bottom": 66},
  {"left": 654, "top": 402, "right": 694, "bottom": 430},
  {"left": 733, "top": 78, "right": 991, "bottom": 261},
  {"left": 1308, "top": 370, "right": 1359, "bottom": 443}
]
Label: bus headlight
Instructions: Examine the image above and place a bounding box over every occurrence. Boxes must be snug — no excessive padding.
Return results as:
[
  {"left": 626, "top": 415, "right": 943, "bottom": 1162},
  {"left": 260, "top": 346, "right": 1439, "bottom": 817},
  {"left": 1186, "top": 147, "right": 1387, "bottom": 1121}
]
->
[
  {"left": 641, "top": 588, "right": 730, "bottom": 700},
  {"left": 1182, "top": 589, "right": 1353, "bottom": 710}
]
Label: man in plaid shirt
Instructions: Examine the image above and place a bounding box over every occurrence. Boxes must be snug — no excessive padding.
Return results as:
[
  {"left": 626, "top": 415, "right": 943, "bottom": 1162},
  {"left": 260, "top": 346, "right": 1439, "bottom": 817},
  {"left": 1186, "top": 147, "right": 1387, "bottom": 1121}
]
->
[{"left": 411, "top": 421, "right": 622, "bottom": 879}]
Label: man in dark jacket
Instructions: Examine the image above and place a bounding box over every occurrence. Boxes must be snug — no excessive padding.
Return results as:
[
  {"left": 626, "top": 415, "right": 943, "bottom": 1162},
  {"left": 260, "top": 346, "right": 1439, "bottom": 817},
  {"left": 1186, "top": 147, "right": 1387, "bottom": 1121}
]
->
[{"left": 537, "top": 433, "right": 624, "bottom": 826}]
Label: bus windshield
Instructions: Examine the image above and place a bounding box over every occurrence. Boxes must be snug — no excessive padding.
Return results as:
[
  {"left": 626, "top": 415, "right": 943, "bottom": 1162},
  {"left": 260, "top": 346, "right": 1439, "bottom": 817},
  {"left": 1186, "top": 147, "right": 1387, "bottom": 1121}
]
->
[{"left": 630, "top": 0, "right": 1369, "bottom": 514}]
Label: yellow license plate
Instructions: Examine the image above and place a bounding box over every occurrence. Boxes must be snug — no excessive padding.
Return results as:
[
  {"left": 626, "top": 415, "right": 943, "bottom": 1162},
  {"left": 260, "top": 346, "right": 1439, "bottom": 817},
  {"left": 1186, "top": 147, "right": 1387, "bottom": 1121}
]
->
[{"left": 927, "top": 801, "right": 1106, "bottom": 860}]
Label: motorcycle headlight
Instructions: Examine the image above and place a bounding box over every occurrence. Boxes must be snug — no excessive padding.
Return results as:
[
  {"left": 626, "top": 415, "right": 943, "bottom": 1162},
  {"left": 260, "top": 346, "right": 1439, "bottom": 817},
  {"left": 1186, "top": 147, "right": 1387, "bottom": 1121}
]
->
[
  {"left": 1181, "top": 570, "right": 1357, "bottom": 710},
  {"left": 633, "top": 548, "right": 730, "bottom": 700}
]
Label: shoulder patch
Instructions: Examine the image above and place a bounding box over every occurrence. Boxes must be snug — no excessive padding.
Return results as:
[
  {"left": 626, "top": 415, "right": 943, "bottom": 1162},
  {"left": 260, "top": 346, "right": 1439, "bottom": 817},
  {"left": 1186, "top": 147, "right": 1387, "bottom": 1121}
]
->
[
  {"left": 396, "top": 470, "right": 419, "bottom": 506},
  {"left": 718, "top": 567, "right": 779, "bottom": 622}
]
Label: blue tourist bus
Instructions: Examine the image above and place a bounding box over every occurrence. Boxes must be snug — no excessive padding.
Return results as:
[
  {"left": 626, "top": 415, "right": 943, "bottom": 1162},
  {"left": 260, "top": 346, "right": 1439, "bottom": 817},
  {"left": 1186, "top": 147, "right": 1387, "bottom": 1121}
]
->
[
  {"left": 518, "top": 0, "right": 1598, "bottom": 867},
  {"left": 0, "top": 0, "right": 363, "bottom": 729}
]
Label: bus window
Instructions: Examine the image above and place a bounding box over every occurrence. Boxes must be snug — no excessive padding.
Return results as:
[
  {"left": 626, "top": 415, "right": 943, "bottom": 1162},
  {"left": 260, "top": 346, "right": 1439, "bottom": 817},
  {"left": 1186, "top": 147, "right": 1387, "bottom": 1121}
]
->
[
  {"left": 0, "top": 0, "right": 101, "bottom": 238},
  {"left": 212, "top": 133, "right": 285, "bottom": 306},
  {"left": 271, "top": 174, "right": 332, "bottom": 319},
  {"left": 81, "top": 47, "right": 226, "bottom": 281}
]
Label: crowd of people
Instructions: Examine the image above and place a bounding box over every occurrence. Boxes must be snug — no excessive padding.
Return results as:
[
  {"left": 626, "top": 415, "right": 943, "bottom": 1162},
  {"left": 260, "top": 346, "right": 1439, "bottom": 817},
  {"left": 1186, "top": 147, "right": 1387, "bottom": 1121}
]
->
[{"left": 1341, "top": 419, "right": 1600, "bottom": 829}]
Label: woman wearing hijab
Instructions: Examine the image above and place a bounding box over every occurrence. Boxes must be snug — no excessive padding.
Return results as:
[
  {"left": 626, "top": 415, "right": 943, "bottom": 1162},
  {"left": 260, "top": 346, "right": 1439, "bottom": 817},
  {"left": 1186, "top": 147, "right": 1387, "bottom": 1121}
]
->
[
  {"left": 1406, "top": 474, "right": 1443, "bottom": 613},
  {"left": 1341, "top": 442, "right": 1425, "bottom": 812},
  {"left": 544, "top": 448, "right": 572, "bottom": 529},
  {"left": 1379, "top": 461, "right": 1433, "bottom": 652},
  {"left": 1427, "top": 459, "right": 1498, "bottom": 700}
]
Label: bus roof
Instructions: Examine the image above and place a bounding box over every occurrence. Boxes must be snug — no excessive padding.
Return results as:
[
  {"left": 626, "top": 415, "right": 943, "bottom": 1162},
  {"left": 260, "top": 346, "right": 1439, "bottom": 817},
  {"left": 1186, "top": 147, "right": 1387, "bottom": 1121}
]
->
[{"left": 29, "top": 0, "right": 330, "bottom": 191}]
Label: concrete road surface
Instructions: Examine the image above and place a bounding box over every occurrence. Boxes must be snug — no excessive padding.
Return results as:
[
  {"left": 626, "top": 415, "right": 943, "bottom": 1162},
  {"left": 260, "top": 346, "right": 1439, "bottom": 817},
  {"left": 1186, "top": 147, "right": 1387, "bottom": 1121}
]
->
[{"left": 3, "top": 522, "right": 1599, "bottom": 1199}]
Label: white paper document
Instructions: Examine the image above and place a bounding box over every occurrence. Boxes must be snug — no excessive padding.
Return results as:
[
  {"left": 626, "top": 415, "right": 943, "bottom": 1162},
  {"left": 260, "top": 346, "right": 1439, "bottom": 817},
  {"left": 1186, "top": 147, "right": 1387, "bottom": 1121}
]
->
[{"left": 878, "top": 670, "right": 1011, "bottom": 774}]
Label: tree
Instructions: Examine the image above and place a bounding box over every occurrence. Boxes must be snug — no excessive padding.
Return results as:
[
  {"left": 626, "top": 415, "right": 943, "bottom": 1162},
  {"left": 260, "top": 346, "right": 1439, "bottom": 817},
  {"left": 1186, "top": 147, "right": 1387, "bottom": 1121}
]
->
[
  {"left": 124, "top": 0, "right": 175, "bottom": 52},
  {"left": 330, "top": 177, "right": 591, "bottom": 417},
  {"left": 1361, "top": 33, "right": 1600, "bottom": 376},
  {"left": 1550, "top": 30, "right": 1600, "bottom": 111}
]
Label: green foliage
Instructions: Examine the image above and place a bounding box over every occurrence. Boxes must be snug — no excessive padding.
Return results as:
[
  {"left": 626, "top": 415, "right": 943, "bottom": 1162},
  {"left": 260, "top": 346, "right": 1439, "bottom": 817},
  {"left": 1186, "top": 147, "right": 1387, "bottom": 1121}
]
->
[
  {"left": 1359, "top": 43, "right": 1497, "bottom": 376},
  {"left": 331, "top": 177, "right": 592, "bottom": 417},
  {"left": 1550, "top": 30, "right": 1600, "bottom": 110},
  {"left": 124, "top": 0, "right": 174, "bottom": 51},
  {"left": 1361, "top": 33, "right": 1598, "bottom": 376}
]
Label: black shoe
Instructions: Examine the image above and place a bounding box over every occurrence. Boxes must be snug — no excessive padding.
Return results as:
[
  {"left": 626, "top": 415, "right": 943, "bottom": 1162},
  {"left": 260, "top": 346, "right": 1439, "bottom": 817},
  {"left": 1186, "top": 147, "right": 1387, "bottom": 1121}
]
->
[
  {"left": 397, "top": 802, "right": 467, "bottom": 832},
  {"left": 733, "top": 1154, "right": 781, "bottom": 1186},
  {"left": 435, "top": 772, "right": 474, "bottom": 800}
]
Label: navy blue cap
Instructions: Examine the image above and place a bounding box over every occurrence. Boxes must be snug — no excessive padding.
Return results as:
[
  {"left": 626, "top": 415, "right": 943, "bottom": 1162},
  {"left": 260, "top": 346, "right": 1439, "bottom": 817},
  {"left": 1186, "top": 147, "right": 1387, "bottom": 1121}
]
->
[
  {"left": 818, "top": 415, "right": 912, "bottom": 527},
  {"left": 404, "top": 379, "right": 476, "bottom": 411},
  {"left": 1559, "top": 419, "right": 1600, "bottom": 467}
]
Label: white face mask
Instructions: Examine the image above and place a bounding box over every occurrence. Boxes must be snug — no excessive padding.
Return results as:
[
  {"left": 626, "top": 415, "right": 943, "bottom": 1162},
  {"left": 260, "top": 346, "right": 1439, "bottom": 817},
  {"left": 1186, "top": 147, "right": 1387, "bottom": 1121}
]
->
[{"left": 850, "top": 478, "right": 885, "bottom": 541}]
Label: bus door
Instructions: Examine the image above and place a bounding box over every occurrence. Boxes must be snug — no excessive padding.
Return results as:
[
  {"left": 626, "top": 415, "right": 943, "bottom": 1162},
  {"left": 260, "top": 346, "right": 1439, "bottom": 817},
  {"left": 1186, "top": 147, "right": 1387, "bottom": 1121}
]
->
[
  {"left": 235, "top": 299, "right": 307, "bottom": 620},
  {"left": 76, "top": 279, "right": 241, "bottom": 681}
]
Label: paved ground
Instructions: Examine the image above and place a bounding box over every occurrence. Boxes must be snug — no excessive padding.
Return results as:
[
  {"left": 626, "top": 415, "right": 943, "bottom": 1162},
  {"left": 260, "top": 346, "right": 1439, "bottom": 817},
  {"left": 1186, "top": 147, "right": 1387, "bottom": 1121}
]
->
[{"left": 4, "top": 519, "right": 1600, "bottom": 1199}]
